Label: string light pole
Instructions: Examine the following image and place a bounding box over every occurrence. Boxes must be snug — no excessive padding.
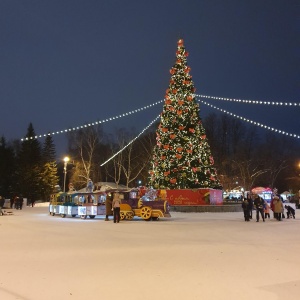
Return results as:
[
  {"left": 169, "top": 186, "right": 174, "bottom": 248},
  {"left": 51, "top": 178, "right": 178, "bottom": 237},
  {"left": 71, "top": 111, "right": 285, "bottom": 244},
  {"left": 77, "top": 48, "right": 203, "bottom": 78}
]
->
[{"left": 63, "top": 156, "right": 70, "bottom": 193}]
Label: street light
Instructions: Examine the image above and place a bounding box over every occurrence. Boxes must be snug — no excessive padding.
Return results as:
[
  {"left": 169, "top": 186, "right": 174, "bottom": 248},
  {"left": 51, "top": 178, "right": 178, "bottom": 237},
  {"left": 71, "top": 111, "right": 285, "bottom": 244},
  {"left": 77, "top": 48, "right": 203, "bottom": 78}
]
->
[{"left": 63, "top": 156, "right": 70, "bottom": 192}]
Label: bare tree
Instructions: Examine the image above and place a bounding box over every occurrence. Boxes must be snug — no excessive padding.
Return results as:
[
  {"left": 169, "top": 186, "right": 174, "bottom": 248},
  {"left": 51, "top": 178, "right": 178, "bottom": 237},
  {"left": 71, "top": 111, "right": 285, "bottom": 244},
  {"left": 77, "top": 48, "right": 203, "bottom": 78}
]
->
[
  {"left": 106, "top": 142, "right": 123, "bottom": 187},
  {"left": 105, "top": 127, "right": 156, "bottom": 187},
  {"left": 67, "top": 126, "right": 104, "bottom": 190},
  {"left": 104, "top": 129, "right": 128, "bottom": 187},
  {"left": 121, "top": 132, "right": 154, "bottom": 187},
  {"left": 263, "top": 134, "right": 295, "bottom": 185},
  {"left": 232, "top": 159, "right": 269, "bottom": 191}
]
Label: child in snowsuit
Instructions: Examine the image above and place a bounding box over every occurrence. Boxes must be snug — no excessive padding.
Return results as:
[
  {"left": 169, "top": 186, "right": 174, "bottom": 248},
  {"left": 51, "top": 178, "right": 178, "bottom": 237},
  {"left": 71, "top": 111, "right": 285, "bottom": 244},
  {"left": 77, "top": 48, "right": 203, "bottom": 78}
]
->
[{"left": 284, "top": 205, "right": 295, "bottom": 219}]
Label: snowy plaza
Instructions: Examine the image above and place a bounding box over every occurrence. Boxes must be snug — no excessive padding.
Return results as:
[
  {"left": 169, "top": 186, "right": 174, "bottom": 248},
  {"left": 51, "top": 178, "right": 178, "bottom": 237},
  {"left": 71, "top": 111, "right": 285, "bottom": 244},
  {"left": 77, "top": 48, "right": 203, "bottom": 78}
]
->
[{"left": 1, "top": 205, "right": 300, "bottom": 300}]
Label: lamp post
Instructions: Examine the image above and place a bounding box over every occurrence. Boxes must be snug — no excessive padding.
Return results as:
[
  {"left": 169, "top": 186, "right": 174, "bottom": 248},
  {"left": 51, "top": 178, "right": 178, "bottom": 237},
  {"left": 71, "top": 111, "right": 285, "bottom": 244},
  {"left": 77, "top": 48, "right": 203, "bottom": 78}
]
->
[{"left": 63, "top": 156, "right": 70, "bottom": 192}]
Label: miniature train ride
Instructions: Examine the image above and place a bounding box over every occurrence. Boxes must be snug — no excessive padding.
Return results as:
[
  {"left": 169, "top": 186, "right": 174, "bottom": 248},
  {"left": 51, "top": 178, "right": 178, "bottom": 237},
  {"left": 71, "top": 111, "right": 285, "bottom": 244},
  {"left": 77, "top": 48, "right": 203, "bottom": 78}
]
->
[{"left": 49, "top": 188, "right": 171, "bottom": 221}]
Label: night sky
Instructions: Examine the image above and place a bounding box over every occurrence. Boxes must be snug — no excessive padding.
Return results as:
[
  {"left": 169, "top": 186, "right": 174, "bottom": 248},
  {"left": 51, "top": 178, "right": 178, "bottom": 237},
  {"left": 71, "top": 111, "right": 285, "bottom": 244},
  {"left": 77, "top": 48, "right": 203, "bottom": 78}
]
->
[{"left": 0, "top": 0, "right": 299, "bottom": 157}]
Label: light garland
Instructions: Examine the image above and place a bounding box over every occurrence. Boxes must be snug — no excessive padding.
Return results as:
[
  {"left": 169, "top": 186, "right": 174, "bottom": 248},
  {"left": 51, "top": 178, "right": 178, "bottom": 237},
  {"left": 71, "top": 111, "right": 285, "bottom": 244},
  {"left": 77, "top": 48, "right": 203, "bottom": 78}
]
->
[
  {"left": 198, "top": 99, "right": 300, "bottom": 139},
  {"left": 20, "top": 94, "right": 299, "bottom": 142},
  {"left": 195, "top": 94, "right": 300, "bottom": 107},
  {"left": 100, "top": 115, "right": 160, "bottom": 167},
  {"left": 20, "top": 100, "right": 164, "bottom": 141}
]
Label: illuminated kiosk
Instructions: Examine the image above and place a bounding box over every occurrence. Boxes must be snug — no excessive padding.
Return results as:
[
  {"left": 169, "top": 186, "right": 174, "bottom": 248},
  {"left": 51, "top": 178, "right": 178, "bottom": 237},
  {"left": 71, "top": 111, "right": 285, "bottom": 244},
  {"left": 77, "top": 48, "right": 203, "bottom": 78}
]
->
[{"left": 251, "top": 187, "right": 272, "bottom": 203}]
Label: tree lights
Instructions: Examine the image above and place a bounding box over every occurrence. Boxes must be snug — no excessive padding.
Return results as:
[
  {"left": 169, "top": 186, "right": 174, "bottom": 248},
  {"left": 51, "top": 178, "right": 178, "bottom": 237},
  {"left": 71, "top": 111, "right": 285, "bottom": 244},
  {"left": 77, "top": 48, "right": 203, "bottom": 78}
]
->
[{"left": 148, "top": 39, "right": 221, "bottom": 190}]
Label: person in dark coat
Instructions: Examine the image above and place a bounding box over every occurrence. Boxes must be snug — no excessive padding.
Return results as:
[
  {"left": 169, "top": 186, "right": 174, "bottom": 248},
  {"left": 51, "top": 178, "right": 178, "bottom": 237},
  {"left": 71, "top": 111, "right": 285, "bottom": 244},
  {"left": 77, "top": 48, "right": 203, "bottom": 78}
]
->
[
  {"left": 0, "top": 196, "right": 5, "bottom": 216},
  {"left": 112, "top": 192, "right": 121, "bottom": 223},
  {"left": 10, "top": 196, "right": 14, "bottom": 209},
  {"left": 105, "top": 193, "right": 113, "bottom": 221},
  {"left": 284, "top": 205, "right": 295, "bottom": 219},
  {"left": 241, "top": 198, "right": 250, "bottom": 221},
  {"left": 19, "top": 195, "right": 24, "bottom": 210},
  {"left": 253, "top": 194, "right": 265, "bottom": 222},
  {"left": 247, "top": 194, "right": 253, "bottom": 219},
  {"left": 14, "top": 196, "right": 20, "bottom": 209}
]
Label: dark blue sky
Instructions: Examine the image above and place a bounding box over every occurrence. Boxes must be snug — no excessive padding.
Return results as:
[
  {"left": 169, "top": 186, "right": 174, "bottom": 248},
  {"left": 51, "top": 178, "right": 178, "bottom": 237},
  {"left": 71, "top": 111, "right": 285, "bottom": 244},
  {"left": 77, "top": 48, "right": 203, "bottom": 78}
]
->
[{"left": 0, "top": 0, "right": 299, "bottom": 157}]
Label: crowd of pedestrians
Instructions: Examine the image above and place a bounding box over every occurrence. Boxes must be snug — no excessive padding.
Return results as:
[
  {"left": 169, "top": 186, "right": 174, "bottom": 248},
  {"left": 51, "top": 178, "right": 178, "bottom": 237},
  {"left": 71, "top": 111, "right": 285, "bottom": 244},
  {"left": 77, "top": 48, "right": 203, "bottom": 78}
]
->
[
  {"left": 242, "top": 193, "right": 296, "bottom": 222},
  {"left": 9, "top": 195, "right": 25, "bottom": 210},
  {"left": 1, "top": 194, "right": 25, "bottom": 215},
  {"left": 0, "top": 194, "right": 29, "bottom": 212}
]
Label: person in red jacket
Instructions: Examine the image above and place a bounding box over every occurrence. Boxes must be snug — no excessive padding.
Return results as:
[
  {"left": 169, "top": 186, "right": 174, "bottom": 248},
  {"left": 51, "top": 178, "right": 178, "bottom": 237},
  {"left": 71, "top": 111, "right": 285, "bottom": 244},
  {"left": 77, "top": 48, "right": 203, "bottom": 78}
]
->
[{"left": 264, "top": 200, "right": 271, "bottom": 219}]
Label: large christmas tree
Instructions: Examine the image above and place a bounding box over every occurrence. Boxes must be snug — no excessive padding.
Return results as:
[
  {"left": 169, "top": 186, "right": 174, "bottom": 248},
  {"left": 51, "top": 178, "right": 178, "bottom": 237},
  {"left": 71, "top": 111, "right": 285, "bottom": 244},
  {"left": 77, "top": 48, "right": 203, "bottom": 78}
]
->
[{"left": 149, "top": 39, "right": 221, "bottom": 190}]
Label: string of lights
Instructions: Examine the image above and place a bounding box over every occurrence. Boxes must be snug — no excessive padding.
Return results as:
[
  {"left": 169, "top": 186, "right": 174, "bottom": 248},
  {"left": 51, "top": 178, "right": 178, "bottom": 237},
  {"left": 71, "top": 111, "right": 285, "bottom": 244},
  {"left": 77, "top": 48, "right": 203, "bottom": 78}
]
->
[
  {"left": 195, "top": 94, "right": 300, "bottom": 106},
  {"left": 198, "top": 99, "right": 300, "bottom": 139},
  {"left": 20, "top": 100, "right": 164, "bottom": 141},
  {"left": 100, "top": 115, "right": 160, "bottom": 166},
  {"left": 20, "top": 94, "right": 299, "bottom": 142}
]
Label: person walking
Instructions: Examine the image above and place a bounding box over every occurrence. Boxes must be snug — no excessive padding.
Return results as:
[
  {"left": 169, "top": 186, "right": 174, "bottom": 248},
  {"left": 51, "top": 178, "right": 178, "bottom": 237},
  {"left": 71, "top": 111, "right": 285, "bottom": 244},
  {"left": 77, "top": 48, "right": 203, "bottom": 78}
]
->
[
  {"left": 112, "top": 192, "right": 121, "bottom": 223},
  {"left": 273, "top": 196, "right": 283, "bottom": 221},
  {"left": 241, "top": 197, "right": 250, "bottom": 221},
  {"left": 30, "top": 199, "right": 36, "bottom": 207},
  {"left": 254, "top": 194, "right": 265, "bottom": 222}
]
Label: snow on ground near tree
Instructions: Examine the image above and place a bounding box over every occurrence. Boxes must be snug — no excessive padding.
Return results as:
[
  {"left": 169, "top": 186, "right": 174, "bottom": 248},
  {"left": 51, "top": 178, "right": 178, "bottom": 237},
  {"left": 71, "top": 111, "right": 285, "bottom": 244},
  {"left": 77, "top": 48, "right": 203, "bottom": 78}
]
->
[{"left": 1, "top": 206, "right": 300, "bottom": 300}]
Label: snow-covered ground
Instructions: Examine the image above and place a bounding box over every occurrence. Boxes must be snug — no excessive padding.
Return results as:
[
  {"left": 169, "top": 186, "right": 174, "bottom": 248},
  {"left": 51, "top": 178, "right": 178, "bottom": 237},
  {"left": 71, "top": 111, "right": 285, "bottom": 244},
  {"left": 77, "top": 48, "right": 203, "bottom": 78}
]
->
[{"left": 1, "top": 205, "right": 299, "bottom": 300}]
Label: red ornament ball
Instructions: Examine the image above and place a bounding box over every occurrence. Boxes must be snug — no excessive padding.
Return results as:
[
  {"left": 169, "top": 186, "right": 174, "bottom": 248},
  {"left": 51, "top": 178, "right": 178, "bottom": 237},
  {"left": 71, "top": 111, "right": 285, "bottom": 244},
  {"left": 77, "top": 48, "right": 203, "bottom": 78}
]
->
[{"left": 178, "top": 39, "right": 184, "bottom": 45}]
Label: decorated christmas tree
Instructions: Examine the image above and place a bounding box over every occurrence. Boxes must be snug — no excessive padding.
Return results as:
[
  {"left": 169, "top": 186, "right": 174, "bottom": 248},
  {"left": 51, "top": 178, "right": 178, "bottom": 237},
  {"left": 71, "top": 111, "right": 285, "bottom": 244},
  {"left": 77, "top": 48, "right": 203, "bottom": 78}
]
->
[{"left": 149, "top": 39, "right": 221, "bottom": 190}]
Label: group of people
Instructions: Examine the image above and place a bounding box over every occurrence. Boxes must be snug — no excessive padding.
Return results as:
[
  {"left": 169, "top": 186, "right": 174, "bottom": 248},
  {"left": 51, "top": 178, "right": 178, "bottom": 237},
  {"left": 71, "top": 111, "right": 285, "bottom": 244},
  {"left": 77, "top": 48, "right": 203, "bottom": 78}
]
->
[
  {"left": 0, "top": 195, "right": 27, "bottom": 215},
  {"left": 9, "top": 195, "right": 24, "bottom": 210},
  {"left": 242, "top": 194, "right": 296, "bottom": 222}
]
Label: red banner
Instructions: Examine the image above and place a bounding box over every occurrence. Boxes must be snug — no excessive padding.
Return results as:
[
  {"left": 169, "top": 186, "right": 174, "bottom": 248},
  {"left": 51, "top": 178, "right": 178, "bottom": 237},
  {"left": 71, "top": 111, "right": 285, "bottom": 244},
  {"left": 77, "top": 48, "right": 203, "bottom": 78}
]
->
[{"left": 158, "top": 189, "right": 223, "bottom": 206}]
